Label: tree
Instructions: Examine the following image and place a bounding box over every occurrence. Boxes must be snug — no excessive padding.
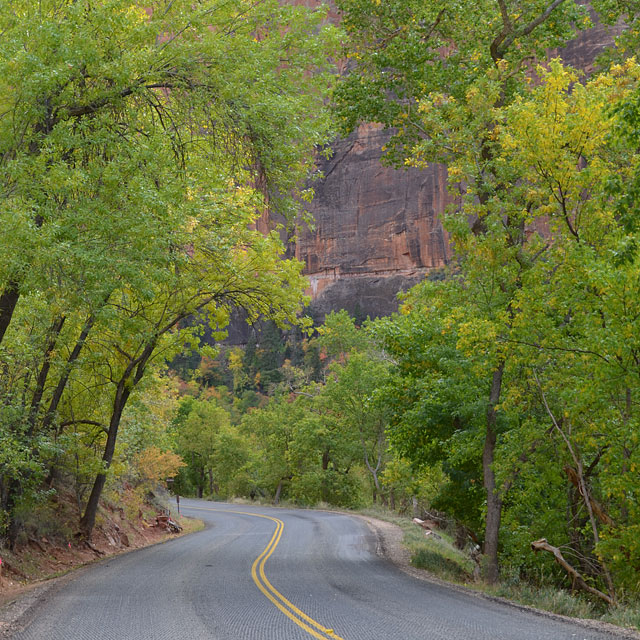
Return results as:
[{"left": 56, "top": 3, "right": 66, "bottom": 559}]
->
[
  {"left": 240, "top": 394, "right": 301, "bottom": 503},
  {"left": 332, "top": 0, "right": 635, "bottom": 583},
  {"left": 488, "top": 59, "right": 640, "bottom": 600},
  {"left": 365, "top": 57, "right": 640, "bottom": 597},
  {"left": 370, "top": 283, "right": 487, "bottom": 539},
  {"left": 175, "top": 399, "right": 232, "bottom": 498},
  {"left": 321, "top": 352, "right": 390, "bottom": 503},
  {"left": 316, "top": 310, "right": 369, "bottom": 360},
  {"left": 0, "top": 0, "right": 340, "bottom": 542}
]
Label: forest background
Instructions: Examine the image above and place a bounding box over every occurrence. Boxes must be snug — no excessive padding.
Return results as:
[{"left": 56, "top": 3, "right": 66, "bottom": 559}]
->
[{"left": 2, "top": 0, "right": 640, "bottom": 628}]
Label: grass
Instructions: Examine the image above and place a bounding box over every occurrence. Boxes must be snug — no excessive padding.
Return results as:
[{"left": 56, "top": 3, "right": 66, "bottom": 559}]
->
[
  {"left": 411, "top": 547, "right": 472, "bottom": 581},
  {"left": 486, "top": 582, "right": 595, "bottom": 619},
  {"left": 177, "top": 515, "right": 205, "bottom": 535},
  {"left": 602, "top": 603, "right": 640, "bottom": 630},
  {"left": 359, "top": 505, "right": 475, "bottom": 582},
  {"left": 358, "top": 505, "right": 408, "bottom": 526},
  {"left": 402, "top": 522, "right": 474, "bottom": 582}
]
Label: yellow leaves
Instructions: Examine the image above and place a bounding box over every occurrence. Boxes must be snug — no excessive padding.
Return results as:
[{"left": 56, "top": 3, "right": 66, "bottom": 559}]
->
[
  {"left": 427, "top": 92, "right": 451, "bottom": 109},
  {"left": 454, "top": 317, "right": 499, "bottom": 360},
  {"left": 405, "top": 156, "right": 429, "bottom": 170},
  {"left": 539, "top": 58, "right": 578, "bottom": 93},
  {"left": 134, "top": 446, "right": 186, "bottom": 485},
  {"left": 227, "top": 347, "right": 244, "bottom": 372},
  {"left": 466, "top": 86, "right": 479, "bottom": 100},
  {"left": 492, "top": 58, "right": 640, "bottom": 239},
  {"left": 447, "top": 165, "right": 463, "bottom": 180},
  {"left": 125, "top": 5, "right": 148, "bottom": 26},
  {"left": 496, "top": 58, "right": 510, "bottom": 75}
]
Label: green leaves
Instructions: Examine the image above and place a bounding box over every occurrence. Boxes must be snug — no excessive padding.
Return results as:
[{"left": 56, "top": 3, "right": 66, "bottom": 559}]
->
[
  {"left": 0, "top": 0, "right": 340, "bottom": 541},
  {"left": 334, "top": 0, "right": 586, "bottom": 165},
  {"left": 336, "top": 0, "right": 640, "bottom": 591}
]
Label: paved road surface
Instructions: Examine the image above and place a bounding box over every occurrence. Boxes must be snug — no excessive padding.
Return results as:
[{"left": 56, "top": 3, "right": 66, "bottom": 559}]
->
[{"left": 8, "top": 499, "right": 627, "bottom": 639}]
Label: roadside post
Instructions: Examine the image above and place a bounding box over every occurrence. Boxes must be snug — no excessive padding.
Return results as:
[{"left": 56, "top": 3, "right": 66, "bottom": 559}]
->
[{"left": 165, "top": 477, "right": 179, "bottom": 515}]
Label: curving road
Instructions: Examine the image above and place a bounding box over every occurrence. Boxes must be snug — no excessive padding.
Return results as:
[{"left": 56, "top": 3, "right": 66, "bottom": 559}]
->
[{"left": 7, "top": 499, "right": 628, "bottom": 640}]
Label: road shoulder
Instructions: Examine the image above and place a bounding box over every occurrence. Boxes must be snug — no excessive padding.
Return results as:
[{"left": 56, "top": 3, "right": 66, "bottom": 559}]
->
[{"left": 355, "top": 513, "right": 640, "bottom": 640}]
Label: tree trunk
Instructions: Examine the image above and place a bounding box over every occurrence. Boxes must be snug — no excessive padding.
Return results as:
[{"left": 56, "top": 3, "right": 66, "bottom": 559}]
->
[
  {"left": 574, "top": 459, "right": 617, "bottom": 603},
  {"left": 567, "top": 485, "right": 592, "bottom": 576},
  {"left": 0, "top": 281, "right": 20, "bottom": 347},
  {"left": 199, "top": 465, "right": 206, "bottom": 498},
  {"left": 3, "top": 478, "right": 23, "bottom": 550},
  {"left": 80, "top": 335, "right": 157, "bottom": 539},
  {"left": 412, "top": 496, "right": 420, "bottom": 518},
  {"left": 367, "top": 466, "right": 382, "bottom": 504},
  {"left": 531, "top": 538, "right": 615, "bottom": 607},
  {"left": 27, "top": 316, "right": 66, "bottom": 435},
  {"left": 621, "top": 388, "right": 631, "bottom": 523},
  {"left": 274, "top": 479, "right": 283, "bottom": 505},
  {"left": 80, "top": 380, "right": 132, "bottom": 538},
  {"left": 43, "top": 313, "right": 96, "bottom": 433},
  {"left": 483, "top": 362, "right": 504, "bottom": 584},
  {"left": 537, "top": 377, "right": 617, "bottom": 604}
]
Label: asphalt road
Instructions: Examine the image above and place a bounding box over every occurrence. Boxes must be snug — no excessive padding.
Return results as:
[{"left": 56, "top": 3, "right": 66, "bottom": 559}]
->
[{"left": 7, "top": 499, "right": 628, "bottom": 640}]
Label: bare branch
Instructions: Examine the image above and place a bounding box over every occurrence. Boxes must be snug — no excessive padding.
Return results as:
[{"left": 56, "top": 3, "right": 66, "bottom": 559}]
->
[{"left": 531, "top": 538, "right": 615, "bottom": 606}]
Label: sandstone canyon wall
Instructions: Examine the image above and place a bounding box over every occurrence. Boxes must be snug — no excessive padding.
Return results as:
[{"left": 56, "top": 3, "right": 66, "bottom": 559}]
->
[{"left": 298, "top": 125, "right": 454, "bottom": 322}]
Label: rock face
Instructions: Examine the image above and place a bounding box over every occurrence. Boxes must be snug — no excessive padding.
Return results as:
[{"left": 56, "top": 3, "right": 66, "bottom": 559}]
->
[
  {"left": 297, "top": 10, "right": 622, "bottom": 322},
  {"left": 297, "top": 124, "right": 454, "bottom": 321}
]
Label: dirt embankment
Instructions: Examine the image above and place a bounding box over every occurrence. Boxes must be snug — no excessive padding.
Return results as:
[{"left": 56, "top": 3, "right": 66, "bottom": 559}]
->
[{"left": 0, "top": 492, "right": 199, "bottom": 633}]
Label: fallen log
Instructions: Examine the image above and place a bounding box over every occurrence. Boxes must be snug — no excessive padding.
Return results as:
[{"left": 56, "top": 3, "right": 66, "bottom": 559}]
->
[
  {"left": 530, "top": 538, "right": 615, "bottom": 607},
  {"left": 154, "top": 514, "right": 182, "bottom": 533},
  {"left": 412, "top": 517, "right": 439, "bottom": 531}
]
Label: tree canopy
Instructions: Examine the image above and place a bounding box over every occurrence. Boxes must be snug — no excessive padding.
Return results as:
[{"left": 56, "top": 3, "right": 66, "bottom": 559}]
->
[{"left": 0, "top": 0, "right": 340, "bottom": 543}]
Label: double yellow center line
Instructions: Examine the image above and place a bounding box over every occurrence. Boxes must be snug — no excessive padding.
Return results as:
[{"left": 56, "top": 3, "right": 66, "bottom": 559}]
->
[{"left": 186, "top": 506, "right": 344, "bottom": 640}]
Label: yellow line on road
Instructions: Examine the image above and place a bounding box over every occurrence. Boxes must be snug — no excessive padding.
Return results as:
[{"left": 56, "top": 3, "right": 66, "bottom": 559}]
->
[{"left": 186, "top": 506, "right": 344, "bottom": 640}]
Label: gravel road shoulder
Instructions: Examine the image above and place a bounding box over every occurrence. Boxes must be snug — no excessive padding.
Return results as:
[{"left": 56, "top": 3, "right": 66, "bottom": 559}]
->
[{"left": 0, "top": 570, "right": 81, "bottom": 639}]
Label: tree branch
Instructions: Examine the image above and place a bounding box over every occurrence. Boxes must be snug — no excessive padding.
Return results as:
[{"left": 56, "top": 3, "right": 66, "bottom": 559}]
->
[{"left": 531, "top": 538, "right": 615, "bottom": 606}]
